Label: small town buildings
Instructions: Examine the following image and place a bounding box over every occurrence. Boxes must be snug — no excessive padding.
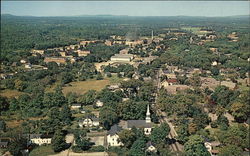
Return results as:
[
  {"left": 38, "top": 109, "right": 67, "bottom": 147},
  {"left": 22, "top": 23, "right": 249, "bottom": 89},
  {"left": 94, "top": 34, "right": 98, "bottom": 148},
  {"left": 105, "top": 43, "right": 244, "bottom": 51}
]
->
[
  {"left": 111, "top": 54, "right": 134, "bottom": 62},
  {"left": 44, "top": 57, "right": 67, "bottom": 65},
  {"left": 0, "top": 73, "right": 14, "bottom": 80},
  {"left": 26, "top": 134, "right": 52, "bottom": 146},
  {"left": 211, "top": 61, "right": 218, "bottom": 66},
  {"left": 205, "top": 141, "right": 221, "bottom": 156},
  {"left": 20, "top": 59, "right": 27, "bottom": 64},
  {"left": 125, "top": 40, "right": 144, "bottom": 47},
  {"left": 146, "top": 141, "right": 157, "bottom": 153},
  {"left": 107, "top": 124, "right": 123, "bottom": 147},
  {"left": 31, "top": 49, "right": 45, "bottom": 55},
  {"left": 162, "top": 79, "right": 178, "bottom": 87},
  {"left": 71, "top": 103, "right": 81, "bottom": 109},
  {"left": 227, "top": 32, "right": 239, "bottom": 42},
  {"left": 96, "top": 100, "right": 104, "bottom": 107},
  {"left": 79, "top": 117, "right": 100, "bottom": 127},
  {"left": 209, "top": 48, "right": 218, "bottom": 53},
  {"left": 108, "top": 84, "right": 120, "bottom": 90},
  {"left": 77, "top": 50, "right": 91, "bottom": 57},
  {"left": 221, "top": 81, "right": 236, "bottom": 90},
  {"left": 80, "top": 40, "right": 98, "bottom": 46},
  {"left": 0, "top": 139, "right": 9, "bottom": 148},
  {"left": 80, "top": 108, "right": 86, "bottom": 114},
  {"left": 105, "top": 40, "right": 113, "bottom": 46},
  {"left": 119, "top": 49, "right": 129, "bottom": 54},
  {"left": 107, "top": 105, "right": 154, "bottom": 147},
  {"left": 126, "top": 105, "right": 153, "bottom": 135},
  {"left": 164, "top": 85, "right": 190, "bottom": 94},
  {"left": 59, "top": 51, "right": 67, "bottom": 57},
  {"left": 164, "top": 73, "right": 177, "bottom": 79},
  {"left": 24, "top": 63, "right": 32, "bottom": 69},
  {"left": 201, "top": 77, "right": 220, "bottom": 90}
]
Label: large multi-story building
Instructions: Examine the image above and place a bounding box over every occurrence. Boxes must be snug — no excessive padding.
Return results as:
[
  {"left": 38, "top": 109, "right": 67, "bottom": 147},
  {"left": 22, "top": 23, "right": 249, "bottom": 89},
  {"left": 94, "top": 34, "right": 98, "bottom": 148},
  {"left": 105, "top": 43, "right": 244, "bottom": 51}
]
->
[{"left": 110, "top": 54, "right": 134, "bottom": 62}]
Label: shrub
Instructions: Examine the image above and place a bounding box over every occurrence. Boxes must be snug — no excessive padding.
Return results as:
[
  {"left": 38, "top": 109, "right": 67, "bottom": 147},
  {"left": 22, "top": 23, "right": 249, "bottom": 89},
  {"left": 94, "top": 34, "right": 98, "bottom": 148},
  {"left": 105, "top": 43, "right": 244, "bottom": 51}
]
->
[
  {"left": 210, "top": 121, "right": 218, "bottom": 128},
  {"left": 89, "top": 145, "right": 105, "bottom": 152},
  {"left": 72, "top": 146, "right": 82, "bottom": 153}
]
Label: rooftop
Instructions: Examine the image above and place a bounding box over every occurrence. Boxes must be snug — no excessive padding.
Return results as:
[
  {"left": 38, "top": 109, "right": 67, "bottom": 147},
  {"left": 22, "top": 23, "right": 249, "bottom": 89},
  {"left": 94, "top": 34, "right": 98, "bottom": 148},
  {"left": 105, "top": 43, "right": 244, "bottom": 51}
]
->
[
  {"left": 108, "top": 124, "right": 122, "bottom": 136},
  {"left": 127, "top": 120, "right": 152, "bottom": 128}
]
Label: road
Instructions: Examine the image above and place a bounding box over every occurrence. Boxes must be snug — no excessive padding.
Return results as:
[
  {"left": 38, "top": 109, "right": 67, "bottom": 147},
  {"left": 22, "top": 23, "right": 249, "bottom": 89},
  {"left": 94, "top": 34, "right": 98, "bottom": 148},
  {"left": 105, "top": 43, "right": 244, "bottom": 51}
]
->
[{"left": 153, "top": 68, "right": 183, "bottom": 152}]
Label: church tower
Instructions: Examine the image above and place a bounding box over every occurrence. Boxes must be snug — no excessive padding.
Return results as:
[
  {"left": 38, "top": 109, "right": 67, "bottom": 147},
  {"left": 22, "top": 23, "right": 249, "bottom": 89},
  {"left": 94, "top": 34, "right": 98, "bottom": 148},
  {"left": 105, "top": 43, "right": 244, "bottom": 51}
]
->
[{"left": 146, "top": 104, "right": 151, "bottom": 123}]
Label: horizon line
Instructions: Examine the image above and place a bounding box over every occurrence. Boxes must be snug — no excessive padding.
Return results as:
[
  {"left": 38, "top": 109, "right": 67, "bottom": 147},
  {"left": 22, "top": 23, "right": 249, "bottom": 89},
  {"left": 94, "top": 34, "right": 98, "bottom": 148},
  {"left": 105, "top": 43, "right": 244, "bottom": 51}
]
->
[{"left": 2, "top": 13, "right": 249, "bottom": 18}]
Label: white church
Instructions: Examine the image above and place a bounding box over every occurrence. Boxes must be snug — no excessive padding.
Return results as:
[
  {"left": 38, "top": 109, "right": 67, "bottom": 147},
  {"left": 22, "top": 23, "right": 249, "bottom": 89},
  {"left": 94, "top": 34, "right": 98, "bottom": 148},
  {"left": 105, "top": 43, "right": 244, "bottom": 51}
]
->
[{"left": 107, "top": 104, "right": 153, "bottom": 146}]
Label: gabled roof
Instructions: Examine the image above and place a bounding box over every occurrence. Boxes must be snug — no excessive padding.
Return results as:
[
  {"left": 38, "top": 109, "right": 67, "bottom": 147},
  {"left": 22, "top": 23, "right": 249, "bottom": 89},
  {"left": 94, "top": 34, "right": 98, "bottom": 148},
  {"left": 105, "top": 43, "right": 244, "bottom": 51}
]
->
[
  {"left": 127, "top": 120, "right": 152, "bottom": 128},
  {"left": 146, "top": 141, "right": 155, "bottom": 148},
  {"left": 108, "top": 124, "right": 122, "bottom": 136}
]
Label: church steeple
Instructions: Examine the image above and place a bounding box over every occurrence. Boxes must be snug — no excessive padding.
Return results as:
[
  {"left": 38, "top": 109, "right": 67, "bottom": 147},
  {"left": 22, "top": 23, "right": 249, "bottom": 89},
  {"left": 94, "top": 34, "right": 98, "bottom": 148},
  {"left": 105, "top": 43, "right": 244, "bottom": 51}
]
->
[{"left": 146, "top": 104, "right": 151, "bottom": 123}]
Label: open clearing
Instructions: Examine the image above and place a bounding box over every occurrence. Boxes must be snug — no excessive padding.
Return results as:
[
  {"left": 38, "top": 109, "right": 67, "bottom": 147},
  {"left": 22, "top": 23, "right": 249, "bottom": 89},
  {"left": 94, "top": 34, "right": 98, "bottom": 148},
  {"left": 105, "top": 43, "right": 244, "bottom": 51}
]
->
[
  {"left": 0, "top": 89, "right": 24, "bottom": 98},
  {"left": 30, "top": 145, "right": 55, "bottom": 156},
  {"left": 62, "top": 79, "right": 110, "bottom": 96}
]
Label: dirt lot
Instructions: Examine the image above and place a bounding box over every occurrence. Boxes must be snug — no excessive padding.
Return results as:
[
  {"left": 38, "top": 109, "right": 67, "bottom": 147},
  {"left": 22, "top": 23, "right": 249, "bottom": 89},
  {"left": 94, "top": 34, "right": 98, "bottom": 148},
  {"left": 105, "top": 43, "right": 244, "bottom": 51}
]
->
[
  {"left": 0, "top": 89, "right": 24, "bottom": 98},
  {"left": 62, "top": 79, "right": 110, "bottom": 95}
]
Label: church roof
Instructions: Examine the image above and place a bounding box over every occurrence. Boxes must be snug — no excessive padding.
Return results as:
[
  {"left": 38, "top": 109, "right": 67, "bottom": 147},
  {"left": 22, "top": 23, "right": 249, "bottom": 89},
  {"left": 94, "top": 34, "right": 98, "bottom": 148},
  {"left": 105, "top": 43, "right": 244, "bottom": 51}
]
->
[{"left": 127, "top": 120, "right": 152, "bottom": 128}]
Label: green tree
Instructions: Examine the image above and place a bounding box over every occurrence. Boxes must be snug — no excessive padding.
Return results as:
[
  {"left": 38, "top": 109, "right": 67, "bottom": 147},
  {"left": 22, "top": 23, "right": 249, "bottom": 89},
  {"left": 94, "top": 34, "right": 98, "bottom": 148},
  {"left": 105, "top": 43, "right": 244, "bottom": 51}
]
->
[
  {"left": 118, "top": 129, "right": 136, "bottom": 148},
  {"left": 52, "top": 129, "right": 68, "bottom": 152},
  {"left": 150, "top": 123, "right": 170, "bottom": 144},
  {"left": 99, "top": 107, "right": 118, "bottom": 129},
  {"left": 129, "top": 138, "right": 146, "bottom": 156},
  {"left": 79, "top": 90, "right": 96, "bottom": 105},
  {"left": 0, "top": 120, "right": 6, "bottom": 132},
  {"left": 184, "top": 135, "right": 210, "bottom": 156},
  {"left": 75, "top": 137, "right": 92, "bottom": 151},
  {"left": 0, "top": 96, "right": 9, "bottom": 114},
  {"left": 7, "top": 136, "right": 27, "bottom": 156},
  {"left": 230, "top": 101, "right": 250, "bottom": 122},
  {"left": 59, "top": 105, "right": 72, "bottom": 125},
  {"left": 218, "top": 145, "right": 243, "bottom": 156}
]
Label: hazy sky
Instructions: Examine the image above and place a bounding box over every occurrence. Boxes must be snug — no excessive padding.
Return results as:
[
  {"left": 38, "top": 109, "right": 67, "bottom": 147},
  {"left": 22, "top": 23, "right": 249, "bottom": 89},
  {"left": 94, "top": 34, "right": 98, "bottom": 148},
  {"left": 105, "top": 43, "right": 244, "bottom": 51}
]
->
[{"left": 1, "top": 1, "right": 249, "bottom": 17}]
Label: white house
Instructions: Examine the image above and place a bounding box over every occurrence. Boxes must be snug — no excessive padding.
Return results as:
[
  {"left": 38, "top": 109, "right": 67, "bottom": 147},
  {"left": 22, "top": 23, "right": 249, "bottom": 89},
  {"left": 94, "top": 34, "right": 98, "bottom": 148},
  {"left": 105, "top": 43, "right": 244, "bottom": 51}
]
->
[
  {"left": 79, "top": 117, "right": 100, "bottom": 127},
  {"left": 25, "top": 63, "right": 32, "bottom": 69},
  {"left": 20, "top": 59, "right": 27, "bottom": 64},
  {"left": 71, "top": 103, "right": 81, "bottom": 109},
  {"left": 146, "top": 141, "right": 157, "bottom": 153},
  {"left": 107, "top": 124, "right": 123, "bottom": 147},
  {"left": 95, "top": 100, "right": 104, "bottom": 107},
  {"left": 28, "top": 134, "right": 52, "bottom": 146}
]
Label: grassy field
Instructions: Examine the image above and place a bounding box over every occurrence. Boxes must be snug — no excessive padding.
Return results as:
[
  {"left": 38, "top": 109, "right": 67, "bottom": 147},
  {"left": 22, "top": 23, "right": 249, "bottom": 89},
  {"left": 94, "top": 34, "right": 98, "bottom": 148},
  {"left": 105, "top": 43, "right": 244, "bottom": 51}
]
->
[
  {"left": 181, "top": 27, "right": 204, "bottom": 35},
  {"left": 62, "top": 79, "right": 110, "bottom": 96},
  {"left": 108, "top": 75, "right": 124, "bottom": 84},
  {"left": 0, "top": 89, "right": 24, "bottom": 98},
  {"left": 30, "top": 145, "right": 55, "bottom": 156}
]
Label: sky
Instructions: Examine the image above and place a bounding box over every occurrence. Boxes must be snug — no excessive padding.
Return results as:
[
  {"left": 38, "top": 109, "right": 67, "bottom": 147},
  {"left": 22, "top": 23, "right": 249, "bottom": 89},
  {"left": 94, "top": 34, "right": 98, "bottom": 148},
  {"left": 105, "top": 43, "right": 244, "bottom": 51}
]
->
[{"left": 1, "top": 1, "right": 249, "bottom": 17}]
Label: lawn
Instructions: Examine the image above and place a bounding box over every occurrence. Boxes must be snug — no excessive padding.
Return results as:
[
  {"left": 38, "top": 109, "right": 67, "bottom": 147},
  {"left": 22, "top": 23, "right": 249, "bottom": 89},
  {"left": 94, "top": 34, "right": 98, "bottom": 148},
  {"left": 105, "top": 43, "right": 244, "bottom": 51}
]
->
[
  {"left": 62, "top": 79, "right": 110, "bottom": 96},
  {"left": 108, "top": 75, "right": 124, "bottom": 84},
  {"left": 29, "top": 145, "right": 55, "bottom": 156},
  {"left": 181, "top": 26, "right": 204, "bottom": 35},
  {"left": 0, "top": 89, "right": 24, "bottom": 98}
]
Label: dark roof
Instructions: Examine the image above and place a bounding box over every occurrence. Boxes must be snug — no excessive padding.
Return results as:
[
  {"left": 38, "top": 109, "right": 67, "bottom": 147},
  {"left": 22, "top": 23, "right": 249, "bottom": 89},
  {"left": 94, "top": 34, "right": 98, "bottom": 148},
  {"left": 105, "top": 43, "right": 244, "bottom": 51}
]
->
[
  {"left": 146, "top": 141, "right": 155, "bottom": 148},
  {"left": 23, "top": 134, "right": 52, "bottom": 139},
  {"left": 0, "top": 142, "right": 8, "bottom": 146},
  {"left": 92, "top": 117, "right": 99, "bottom": 122},
  {"left": 127, "top": 120, "right": 152, "bottom": 128},
  {"left": 108, "top": 124, "right": 122, "bottom": 136},
  {"left": 71, "top": 103, "right": 81, "bottom": 106}
]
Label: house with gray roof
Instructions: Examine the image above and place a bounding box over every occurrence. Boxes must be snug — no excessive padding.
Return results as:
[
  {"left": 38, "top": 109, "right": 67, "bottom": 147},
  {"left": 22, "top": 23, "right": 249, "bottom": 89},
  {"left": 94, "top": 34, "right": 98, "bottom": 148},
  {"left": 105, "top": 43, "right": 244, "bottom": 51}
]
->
[{"left": 107, "top": 124, "right": 123, "bottom": 147}]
